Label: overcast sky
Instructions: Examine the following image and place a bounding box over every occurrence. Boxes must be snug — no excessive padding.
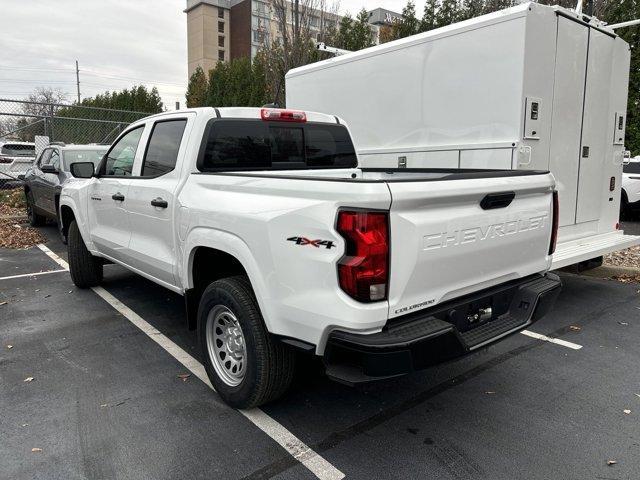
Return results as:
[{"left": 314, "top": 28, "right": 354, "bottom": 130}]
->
[{"left": 0, "top": 1, "right": 419, "bottom": 110}]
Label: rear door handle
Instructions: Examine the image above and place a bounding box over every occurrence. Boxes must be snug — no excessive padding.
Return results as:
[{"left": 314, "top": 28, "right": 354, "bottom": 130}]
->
[
  {"left": 112, "top": 193, "right": 125, "bottom": 202},
  {"left": 151, "top": 198, "right": 168, "bottom": 208}
]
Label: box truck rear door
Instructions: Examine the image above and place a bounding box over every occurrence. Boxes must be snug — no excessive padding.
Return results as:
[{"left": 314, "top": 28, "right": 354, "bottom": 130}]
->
[{"left": 576, "top": 29, "right": 615, "bottom": 224}]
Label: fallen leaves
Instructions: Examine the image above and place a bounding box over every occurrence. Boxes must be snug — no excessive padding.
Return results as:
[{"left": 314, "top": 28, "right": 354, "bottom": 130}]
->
[
  {"left": 624, "top": 409, "right": 631, "bottom": 415},
  {"left": 177, "top": 373, "right": 191, "bottom": 382},
  {"left": 6, "top": 345, "right": 12, "bottom": 349},
  {"left": 605, "top": 245, "right": 640, "bottom": 269},
  {"left": 569, "top": 325, "right": 581, "bottom": 332},
  {"left": 0, "top": 301, "right": 7, "bottom": 306},
  {"left": 0, "top": 218, "right": 46, "bottom": 249},
  {"left": 607, "top": 460, "right": 617, "bottom": 466},
  {"left": 23, "top": 377, "right": 34, "bottom": 383},
  {"left": 31, "top": 448, "right": 42, "bottom": 453}
]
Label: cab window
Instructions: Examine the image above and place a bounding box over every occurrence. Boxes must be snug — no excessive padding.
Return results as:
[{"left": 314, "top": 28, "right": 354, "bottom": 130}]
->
[
  {"left": 50, "top": 149, "right": 60, "bottom": 170},
  {"left": 103, "top": 126, "right": 144, "bottom": 176},
  {"left": 141, "top": 119, "right": 187, "bottom": 177},
  {"left": 38, "top": 149, "right": 52, "bottom": 167}
]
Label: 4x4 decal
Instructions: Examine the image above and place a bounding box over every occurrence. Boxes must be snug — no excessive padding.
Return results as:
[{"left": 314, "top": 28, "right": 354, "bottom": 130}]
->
[{"left": 287, "top": 236, "right": 336, "bottom": 249}]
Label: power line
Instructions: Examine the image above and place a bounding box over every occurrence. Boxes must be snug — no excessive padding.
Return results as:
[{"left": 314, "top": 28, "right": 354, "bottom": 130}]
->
[{"left": 0, "top": 66, "right": 186, "bottom": 88}]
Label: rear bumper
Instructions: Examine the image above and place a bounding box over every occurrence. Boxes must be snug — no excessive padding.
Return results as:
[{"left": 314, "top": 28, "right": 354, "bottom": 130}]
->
[{"left": 323, "top": 273, "right": 561, "bottom": 385}]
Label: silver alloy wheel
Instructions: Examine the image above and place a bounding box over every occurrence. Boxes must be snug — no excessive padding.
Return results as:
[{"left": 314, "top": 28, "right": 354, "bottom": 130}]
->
[{"left": 206, "top": 305, "right": 247, "bottom": 387}]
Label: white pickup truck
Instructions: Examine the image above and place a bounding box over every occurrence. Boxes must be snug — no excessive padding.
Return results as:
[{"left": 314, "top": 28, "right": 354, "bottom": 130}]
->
[{"left": 60, "top": 107, "right": 561, "bottom": 408}]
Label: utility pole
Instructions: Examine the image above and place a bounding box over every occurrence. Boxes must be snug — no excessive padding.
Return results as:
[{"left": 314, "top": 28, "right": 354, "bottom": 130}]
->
[
  {"left": 294, "top": 0, "right": 299, "bottom": 38},
  {"left": 75, "top": 60, "right": 81, "bottom": 103}
]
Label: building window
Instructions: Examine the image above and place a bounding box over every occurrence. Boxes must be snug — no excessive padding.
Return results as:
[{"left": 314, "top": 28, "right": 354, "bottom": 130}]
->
[
  {"left": 218, "top": 21, "right": 224, "bottom": 33},
  {"left": 218, "top": 50, "right": 225, "bottom": 61},
  {"left": 218, "top": 8, "right": 224, "bottom": 19},
  {"left": 218, "top": 35, "right": 224, "bottom": 47},
  {"left": 253, "top": 30, "right": 266, "bottom": 43}
]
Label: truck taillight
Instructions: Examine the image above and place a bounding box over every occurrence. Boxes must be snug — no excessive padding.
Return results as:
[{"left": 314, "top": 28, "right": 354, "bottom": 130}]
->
[
  {"left": 260, "top": 108, "right": 307, "bottom": 123},
  {"left": 336, "top": 210, "right": 389, "bottom": 302},
  {"left": 549, "top": 191, "right": 559, "bottom": 255}
]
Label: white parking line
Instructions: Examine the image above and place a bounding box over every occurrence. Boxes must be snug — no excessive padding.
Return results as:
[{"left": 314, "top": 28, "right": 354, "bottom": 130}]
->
[
  {"left": 36, "top": 244, "right": 344, "bottom": 480},
  {"left": 0, "top": 269, "right": 67, "bottom": 281},
  {"left": 520, "top": 329, "right": 583, "bottom": 350}
]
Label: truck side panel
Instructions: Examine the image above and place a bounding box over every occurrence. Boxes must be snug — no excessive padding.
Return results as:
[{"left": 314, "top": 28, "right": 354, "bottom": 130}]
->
[{"left": 179, "top": 173, "right": 392, "bottom": 353}]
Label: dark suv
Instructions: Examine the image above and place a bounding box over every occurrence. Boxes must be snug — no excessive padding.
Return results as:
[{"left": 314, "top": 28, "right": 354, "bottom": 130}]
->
[{"left": 24, "top": 144, "right": 107, "bottom": 238}]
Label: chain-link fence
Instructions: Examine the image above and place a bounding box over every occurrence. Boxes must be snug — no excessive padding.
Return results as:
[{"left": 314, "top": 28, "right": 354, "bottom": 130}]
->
[{"left": 0, "top": 98, "right": 150, "bottom": 188}]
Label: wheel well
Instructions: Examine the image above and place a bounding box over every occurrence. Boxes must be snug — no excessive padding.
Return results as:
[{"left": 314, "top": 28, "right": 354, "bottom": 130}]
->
[
  {"left": 191, "top": 247, "right": 248, "bottom": 293},
  {"left": 60, "top": 205, "right": 75, "bottom": 238},
  {"left": 185, "top": 247, "right": 249, "bottom": 330}
]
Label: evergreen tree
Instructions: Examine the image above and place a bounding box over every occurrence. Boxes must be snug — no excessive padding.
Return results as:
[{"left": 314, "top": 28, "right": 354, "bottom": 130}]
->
[
  {"left": 395, "top": 2, "right": 421, "bottom": 39},
  {"left": 186, "top": 66, "right": 208, "bottom": 108},
  {"left": 460, "top": 0, "right": 485, "bottom": 21},
  {"left": 483, "top": 0, "right": 512, "bottom": 15},
  {"left": 335, "top": 9, "right": 375, "bottom": 51},
  {"left": 421, "top": 0, "right": 439, "bottom": 32},
  {"left": 436, "top": 0, "right": 460, "bottom": 27}
]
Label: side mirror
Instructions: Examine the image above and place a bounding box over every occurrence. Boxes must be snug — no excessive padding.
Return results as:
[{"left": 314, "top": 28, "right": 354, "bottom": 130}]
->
[
  {"left": 623, "top": 150, "right": 632, "bottom": 166},
  {"left": 70, "top": 162, "right": 95, "bottom": 179},
  {"left": 41, "top": 164, "right": 58, "bottom": 174}
]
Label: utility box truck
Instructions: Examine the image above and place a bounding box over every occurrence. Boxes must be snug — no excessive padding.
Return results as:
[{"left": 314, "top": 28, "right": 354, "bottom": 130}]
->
[{"left": 286, "top": 2, "right": 640, "bottom": 269}]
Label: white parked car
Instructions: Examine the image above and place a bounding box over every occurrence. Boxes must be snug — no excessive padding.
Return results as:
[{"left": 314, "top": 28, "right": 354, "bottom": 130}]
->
[
  {"left": 621, "top": 160, "right": 640, "bottom": 217},
  {"left": 0, "top": 141, "right": 35, "bottom": 186},
  {"left": 59, "top": 107, "right": 561, "bottom": 407}
]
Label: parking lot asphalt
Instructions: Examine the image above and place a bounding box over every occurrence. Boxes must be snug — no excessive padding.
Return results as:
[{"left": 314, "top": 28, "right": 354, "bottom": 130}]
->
[{"left": 2, "top": 225, "right": 640, "bottom": 480}]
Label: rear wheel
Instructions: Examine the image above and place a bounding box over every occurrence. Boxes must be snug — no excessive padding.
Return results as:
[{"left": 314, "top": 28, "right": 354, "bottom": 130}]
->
[
  {"left": 198, "top": 276, "right": 295, "bottom": 408},
  {"left": 26, "top": 191, "right": 45, "bottom": 227},
  {"left": 68, "top": 220, "right": 102, "bottom": 288}
]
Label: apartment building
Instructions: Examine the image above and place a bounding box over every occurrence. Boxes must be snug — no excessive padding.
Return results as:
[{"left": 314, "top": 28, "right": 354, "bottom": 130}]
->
[{"left": 185, "top": 0, "right": 401, "bottom": 78}]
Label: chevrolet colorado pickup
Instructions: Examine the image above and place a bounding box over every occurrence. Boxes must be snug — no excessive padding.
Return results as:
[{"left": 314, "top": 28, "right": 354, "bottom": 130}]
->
[{"left": 60, "top": 107, "right": 561, "bottom": 408}]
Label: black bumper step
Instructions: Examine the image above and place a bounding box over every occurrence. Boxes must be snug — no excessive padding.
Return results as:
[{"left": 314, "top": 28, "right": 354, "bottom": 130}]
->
[{"left": 325, "top": 273, "right": 562, "bottom": 384}]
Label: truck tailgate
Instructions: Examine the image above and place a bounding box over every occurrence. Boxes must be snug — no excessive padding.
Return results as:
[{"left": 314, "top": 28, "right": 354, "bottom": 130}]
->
[{"left": 387, "top": 172, "right": 555, "bottom": 318}]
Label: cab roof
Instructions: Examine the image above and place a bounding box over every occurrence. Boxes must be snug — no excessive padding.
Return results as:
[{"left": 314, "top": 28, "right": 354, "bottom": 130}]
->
[{"left": 133, "top": 107, "right": 342, "bottom": 126}]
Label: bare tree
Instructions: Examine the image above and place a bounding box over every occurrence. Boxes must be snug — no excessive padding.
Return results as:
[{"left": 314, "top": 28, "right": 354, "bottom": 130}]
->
[
  {"left": 23, "top": 87, "right": 69, "bottom": 117},
  {"left": 260, "top": 0, "right": 339, "bottom": 105}
]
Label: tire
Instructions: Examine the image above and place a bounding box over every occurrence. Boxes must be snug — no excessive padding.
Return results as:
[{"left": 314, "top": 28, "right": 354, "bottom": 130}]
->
[
  {"left": 620, "top": 190, "right": 628, "bottom": 221},
  {"left": 57, "top": 216, "right": 68, "bottom": 245},
  {"left": 26, "top": 191, "right": 45, "bottom": 227},
  {"left": 68, "top": 220, "right": 103, "bottom": 288},
  {"left": 198, "top": 276, "right": 295, "bottom": 408}
]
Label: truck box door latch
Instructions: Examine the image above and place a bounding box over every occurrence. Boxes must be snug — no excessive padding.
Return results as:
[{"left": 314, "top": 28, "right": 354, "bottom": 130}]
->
[{"left": 480, "top": 191, "right": 516, "bottom": 210}]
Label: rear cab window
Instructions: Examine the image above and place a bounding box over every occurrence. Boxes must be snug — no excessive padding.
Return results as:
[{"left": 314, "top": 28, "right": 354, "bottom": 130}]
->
[
  {"left": 1, "top": 144, "right": 35, "bottom": 157},
  {"left": 141, "top": 119, "right": 187, "bottom": 177},
  {"left": 198, "top": 120, "right": 357, "bottom": 172}
]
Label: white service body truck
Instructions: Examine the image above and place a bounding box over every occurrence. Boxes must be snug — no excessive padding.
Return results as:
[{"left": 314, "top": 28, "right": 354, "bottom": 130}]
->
[
  {"left": 60, "top": 107, "right": 561, "bottom": 407},
  {"left": 286, "top": 2, "right": 640, "bottom": 270}
]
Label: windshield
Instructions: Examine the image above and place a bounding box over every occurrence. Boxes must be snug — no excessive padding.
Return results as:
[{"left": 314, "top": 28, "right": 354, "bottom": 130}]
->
[
  {"left": 63, "top": 149, "right": 108, "bottom": 169},
  {"left": 1, "top": 144, "right": 35, "bottom": 157},
  {"left": 199, "top": 120, "right": 358, "bottom": 171}
]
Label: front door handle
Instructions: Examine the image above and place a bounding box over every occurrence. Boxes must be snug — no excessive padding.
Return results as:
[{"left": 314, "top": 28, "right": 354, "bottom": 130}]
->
[
  {"left": 151, "top": 197, "right": 168, "bottom": 208},
  {"left": 112, "top": 193, "right": 125, "bottom": 202}
]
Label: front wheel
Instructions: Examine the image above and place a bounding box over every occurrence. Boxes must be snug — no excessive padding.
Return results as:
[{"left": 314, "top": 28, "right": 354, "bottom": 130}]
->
[
  {"left": 26, "top": 191, "right": 45, "bottom": 227},
  {"left": 68, "top": 220, "right": 103, "bottom": 288},
  {"left": 198, "top": 276, "right": 295, "bottom": 408}
]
